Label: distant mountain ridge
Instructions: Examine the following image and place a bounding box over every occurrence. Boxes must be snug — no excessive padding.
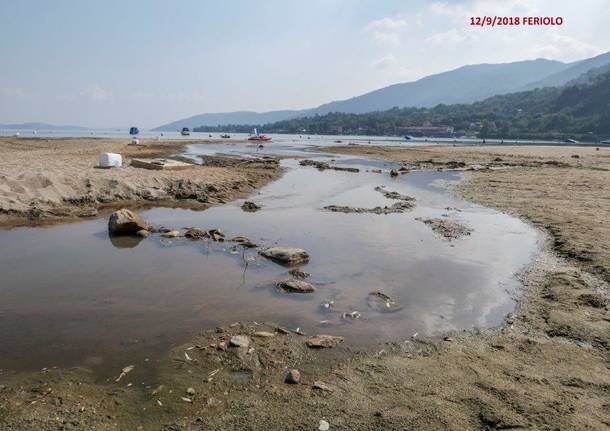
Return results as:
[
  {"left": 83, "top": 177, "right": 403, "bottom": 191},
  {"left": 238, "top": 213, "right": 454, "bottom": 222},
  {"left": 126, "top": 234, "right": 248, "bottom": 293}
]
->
[
  {"left": 0, "top": 122, "right": 86, "bottom": 130},
  {"left": 155, "top": 51, "right": 610, "bottom": 131}
]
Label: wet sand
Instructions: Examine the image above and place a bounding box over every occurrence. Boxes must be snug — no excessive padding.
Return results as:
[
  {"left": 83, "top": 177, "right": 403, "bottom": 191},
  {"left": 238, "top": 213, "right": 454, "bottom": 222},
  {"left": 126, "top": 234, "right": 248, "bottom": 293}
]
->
[
  {"left": 0, "top": 137, "right": 281, "bottom": 227},
  {"left": 1, "top": 143, "right": 609, "bottom": 430}
]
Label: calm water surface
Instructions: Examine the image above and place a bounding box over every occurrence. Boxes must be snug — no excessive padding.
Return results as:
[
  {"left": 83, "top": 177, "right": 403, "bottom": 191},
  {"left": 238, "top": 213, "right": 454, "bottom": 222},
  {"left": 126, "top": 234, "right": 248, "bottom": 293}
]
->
[{"left": 0, "top": 141, "right": 540, "bottom": 375}]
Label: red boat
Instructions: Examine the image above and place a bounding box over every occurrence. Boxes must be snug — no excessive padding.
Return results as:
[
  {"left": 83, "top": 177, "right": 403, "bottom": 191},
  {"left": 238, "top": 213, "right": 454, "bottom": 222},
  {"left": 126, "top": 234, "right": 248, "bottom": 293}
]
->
[{"left": 247, "top": 128, "right": 271, "bottom": 142}]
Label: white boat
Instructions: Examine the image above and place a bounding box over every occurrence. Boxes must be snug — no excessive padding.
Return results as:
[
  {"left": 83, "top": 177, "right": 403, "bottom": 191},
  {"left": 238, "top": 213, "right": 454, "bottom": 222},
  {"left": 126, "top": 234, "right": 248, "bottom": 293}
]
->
[{"left": 181, "top": 127, "right": 190, "bottom": 136}]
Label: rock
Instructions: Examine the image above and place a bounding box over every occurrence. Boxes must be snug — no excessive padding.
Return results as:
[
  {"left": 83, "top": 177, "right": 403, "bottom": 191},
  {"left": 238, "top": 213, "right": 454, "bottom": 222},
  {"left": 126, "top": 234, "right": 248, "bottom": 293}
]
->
[
  {"left": 285, "top": 369, "right": 301, "bottom": 384},
  {"left": 186, "top": 387, "right": 196, "bottom": 396},
  {"left": 108, "top": 209, "right": 151, "bottom": 234},
  {"left": 417, "top": 217, "right": 473, "bottom": 241},
  {"left": 277, "top": 279, "right": 315, "bottom": 293},
  {"left": 342, "top": 311, "right": 361, "bottom": 320},
  {"left": 390, "top": 169, "right": 399, "bottom": 177},
  {"left": 288, "top": 268, "right": 311, "bottom": 279},
  {"left": 136, "top": 229, "right": 150, "bottom": 238},
  {"left": 160, "top": 230, "right": 181, "bottom": 238},
  {"left": 306, "top": 334, "right": 344, "bottom": 348},
  {"left": 367, "top": 291, "right": 402, "bottom": 313},
  {"left": 313, "top": 381, "right": 333, "bottom": 392},
  {"left": 229, "top": 335, "right": 251, "bottom": 348},
  {"left": 319, "top": 419, "right": 330, "bottom": 431},
  {"left": 184, "top": 228, "right": 208, "bottom": 239},
  {"left": 241, "top": 201, "right": 261, "bottom": 212},
  {"left": 230, "top": 236, "right": 257, "bottom": 248},
  {"left": 208, "top": 228, "right": 225, "bottom": 242},
  {"left": 254, "top": 331, "right": 275, "bottom": 338},
  {"left": 260, "top": 247, "right": 310, "bottom": 266}
]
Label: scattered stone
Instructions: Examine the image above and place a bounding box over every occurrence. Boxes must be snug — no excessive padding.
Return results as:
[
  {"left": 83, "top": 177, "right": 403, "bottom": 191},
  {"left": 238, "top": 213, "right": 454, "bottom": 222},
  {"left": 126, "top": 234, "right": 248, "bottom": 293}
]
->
[
  {"left": 260, "top": 247, "right": 310, "bottom": 266},
  {"left": 324, "top": 201, "right": 414, "bottom": 214},
  {"left": 186, "top": 387, "right": 196, "bottom": 396},
  {"left": 136, "top": 229, "right": 150, "bottom": 238},
  {"left": 254, "top": 331, "right": 275, "bottom": 338},
  {"left": 313, "top": 381, "right": 333, "bottom": 392},
  {"left": 417, "top": 217, "right": 473, "bottom": 241},
  {"left": 114, "top": 365, "right": 135, "bottom": 382},
  {"left": 208, "top": 228, "right": 225, "bottom": 242},
  {"left": 299, "top": 159, "right": 359, "bottom": 172},
  {"left": 374, "top": 185, "right": 415, "bottom": 202},
  {"left": 342, "top": 311, "right": 361, "bottom": 320},
  {"left": 319, "top": 419, "right": 330, "bottom": 431},
  {"left": 277, "top": 279, "right": 315, "bottom": 293},
  {"left": 285, "top": 369, "right": 301, "bottom": 384},
  {"left": 390, "top": 169, "right": 399, "bottom": 177},
  {"left": 306, "top": 334, "right": 344, "bottom": 348},
  {"left": 230, "top": 236, "right": 257, "bottom": 248},
  {"left": 288, "top": 268, "right": 311, "bottom": 279},
  {"left": 367, "top": 291, "right": 402, "bottom": 313},
  {"left": 241, "top": 201, "right": 261, "bottom": 212},
  {"left": 160, "top": 230, "right": 181, "bottom": 238},
  {"left": 443, "top": 336, "right": 454, "bottom": 342},
  {"left": 229, "top": 335, "right": 251, "bottom": 348},
  {"left": 371, "top": 169, "right": 382, "bottom": 174},
  {"left": 184, "top": 228, "right": 208, "bottom": 239},
  {"left": 445, "top": 161, "right": 466, "bottom": 169},
  {"left": 571, "top": 154, "right": 580, "bottom": 159},
  {"left": 108, "top": 209, "right": 151, "bottom": 234}
]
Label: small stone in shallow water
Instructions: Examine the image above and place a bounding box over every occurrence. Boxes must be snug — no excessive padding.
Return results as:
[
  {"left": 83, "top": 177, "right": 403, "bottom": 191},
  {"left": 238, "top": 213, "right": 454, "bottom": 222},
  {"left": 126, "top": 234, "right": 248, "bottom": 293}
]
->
[
  {"left": 260, "top": 247, "right": 310, "bottom": 266},
  {"left": 277, "top": 279, "right": 315, "bottom": 293},
  {"left": 241, "top": 201, "right": 261, "bottom": 212},
  {"left": 288, "top": 268, "right": 311, "bottom": 279},
  {"left": 108, "top": 209, "right": 151, "bottom": 234},
  {"left": 160, "top": 230, "right": 181, "bottom": 238}
]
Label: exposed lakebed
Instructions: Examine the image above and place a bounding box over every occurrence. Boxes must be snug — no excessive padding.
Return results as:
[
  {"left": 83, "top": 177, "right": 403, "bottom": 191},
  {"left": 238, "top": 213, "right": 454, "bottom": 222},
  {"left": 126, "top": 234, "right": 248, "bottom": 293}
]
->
[{"left": 0, "top": 140, "right": 540, "bottom": 375}]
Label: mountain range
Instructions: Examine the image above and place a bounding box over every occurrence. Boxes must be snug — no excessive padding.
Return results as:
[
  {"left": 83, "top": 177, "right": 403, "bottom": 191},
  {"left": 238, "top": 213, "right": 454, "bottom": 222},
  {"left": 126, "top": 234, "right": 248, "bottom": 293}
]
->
[
  {"left": 155, "top": 51, "right": 610, "bottom": 131},
  {"left": 0, "top": 122, "right": 86, "bottom": 130}
]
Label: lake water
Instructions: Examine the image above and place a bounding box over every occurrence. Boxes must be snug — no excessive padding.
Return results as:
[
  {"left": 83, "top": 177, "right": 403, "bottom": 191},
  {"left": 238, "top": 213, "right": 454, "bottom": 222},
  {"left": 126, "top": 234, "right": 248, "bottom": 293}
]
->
[{"left": 0, "top": 141, "right": 540, "bottom": 375}]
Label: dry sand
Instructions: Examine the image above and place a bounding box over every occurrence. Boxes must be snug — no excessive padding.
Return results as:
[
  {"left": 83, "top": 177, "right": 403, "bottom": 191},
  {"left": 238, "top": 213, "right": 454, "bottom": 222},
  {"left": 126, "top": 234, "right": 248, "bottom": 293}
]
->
[
  {"left": 0, "top": 137, "right": 280, "bottom": 227},
  {"left": 1, "top": 143, "right": 609, "bottom": 430}
]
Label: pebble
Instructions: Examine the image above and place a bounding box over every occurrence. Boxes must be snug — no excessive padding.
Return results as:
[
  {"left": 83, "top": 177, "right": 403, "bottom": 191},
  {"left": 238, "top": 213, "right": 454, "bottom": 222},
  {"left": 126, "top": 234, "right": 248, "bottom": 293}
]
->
[
  {"left": 319, "top": 419, "right": 330, "bottom": 430},
  {"left": 186, "top": 387, "right": 195, "bottom": 396},
  {"left": 254, "top": 331, "right": 275, "bottom": 338},
  {"left": 229, "top": 335, "right": 251, "bottom": 348},
  {"left": 285, "top": 369, "right": 301, "bottom": 384}
]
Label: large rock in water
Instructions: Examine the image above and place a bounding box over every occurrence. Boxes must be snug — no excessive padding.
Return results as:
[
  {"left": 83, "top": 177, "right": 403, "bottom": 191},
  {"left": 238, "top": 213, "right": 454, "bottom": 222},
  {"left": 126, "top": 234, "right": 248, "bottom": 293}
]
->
[
  {"left": 108, "top": 209, "right": 151, "bottom": 234},
  {"left": 259, "top": 247, "right": 310, "bottom": 266},
  {"left": 277, "top": 279, "right": 315, "bottom": 293}
]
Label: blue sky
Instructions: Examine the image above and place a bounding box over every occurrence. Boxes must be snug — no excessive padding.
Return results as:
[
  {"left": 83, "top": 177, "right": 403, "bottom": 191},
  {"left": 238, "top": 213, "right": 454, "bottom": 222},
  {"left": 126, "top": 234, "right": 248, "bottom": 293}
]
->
[{"left": 1, "top": 0, "right": 609, "bottom": 128}]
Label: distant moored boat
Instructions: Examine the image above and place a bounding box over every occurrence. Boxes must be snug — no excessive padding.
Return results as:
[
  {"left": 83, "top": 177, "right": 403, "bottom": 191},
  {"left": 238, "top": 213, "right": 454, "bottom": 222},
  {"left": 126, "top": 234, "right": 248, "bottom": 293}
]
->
[
  {"left": 247, "top": 128, "right": 271, "bottom": 142},
  {"left": 181, "top": 127, "right": 190, "bottom": 136}
]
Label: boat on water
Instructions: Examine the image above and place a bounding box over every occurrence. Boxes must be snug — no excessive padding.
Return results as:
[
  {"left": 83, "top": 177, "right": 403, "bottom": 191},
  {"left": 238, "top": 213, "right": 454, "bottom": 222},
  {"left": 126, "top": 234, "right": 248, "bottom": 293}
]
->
[
  {"left": 562, "top": 138, "right": 578, "bottom": 144},
  {"left": 600, "top": 139, "right": 610, "bottom": 145},
  {"left": 180, "top": 127, "right": 191, "bottom": 136},
  {"left": 404, "top": 135, "right": 412, "bottom": 140},
  {"left": 247, "top": 128, "right": 271, "bottom": 142},
  {"left": 221, "top": 134, "right": 231, "bottom": 138}
]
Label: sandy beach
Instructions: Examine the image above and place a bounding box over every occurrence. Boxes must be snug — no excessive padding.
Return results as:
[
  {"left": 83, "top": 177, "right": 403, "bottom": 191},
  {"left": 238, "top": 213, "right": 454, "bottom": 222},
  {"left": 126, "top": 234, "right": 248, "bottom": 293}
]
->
[
  {"left": 0, "top": 142, "right": 608, "bottom": 430},
  {"left": 0, "top": 137, "right": 281, "bottom": 228}
]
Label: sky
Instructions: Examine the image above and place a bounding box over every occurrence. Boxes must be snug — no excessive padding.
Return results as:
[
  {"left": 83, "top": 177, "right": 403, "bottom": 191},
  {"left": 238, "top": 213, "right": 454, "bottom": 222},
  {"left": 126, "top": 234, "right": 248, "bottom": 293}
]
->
[{"left": 1, "top": 0, "right": 609, "bottom": 128}]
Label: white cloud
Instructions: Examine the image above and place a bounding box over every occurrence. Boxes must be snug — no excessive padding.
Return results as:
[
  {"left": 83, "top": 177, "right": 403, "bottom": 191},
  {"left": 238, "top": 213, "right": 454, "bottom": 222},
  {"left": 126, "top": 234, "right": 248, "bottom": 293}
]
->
[
  {"left": 79, "top": 84, "right": 112, "bottom": 102},
  {"left": 372, "top": 54, "right": 397, "bottom": 70},
  {"left": 524, "top": 33, "right": 604, "bottom": 60},
  {"left": 364, "top": 16, "right": 407, "bottom": 46}
]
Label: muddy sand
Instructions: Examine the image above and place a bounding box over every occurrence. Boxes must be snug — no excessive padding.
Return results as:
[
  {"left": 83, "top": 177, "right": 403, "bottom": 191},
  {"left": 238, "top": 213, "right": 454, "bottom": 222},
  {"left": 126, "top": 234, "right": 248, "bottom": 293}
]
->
[
  {"left": 0, "top": 137, "right": 280, "bottom": 227},
  {"left": 1, "top": 143, "right": 610, "bottom": 430}
]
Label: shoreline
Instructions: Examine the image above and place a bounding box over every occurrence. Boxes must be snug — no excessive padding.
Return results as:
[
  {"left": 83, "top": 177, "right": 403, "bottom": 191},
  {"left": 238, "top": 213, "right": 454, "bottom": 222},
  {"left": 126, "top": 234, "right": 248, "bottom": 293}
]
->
[
  {"left": 1, "top": 143, "right": 609, "bottom": 429},
  {"left": 0, "top": 137, "right": 282, "bottom": 229}
]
